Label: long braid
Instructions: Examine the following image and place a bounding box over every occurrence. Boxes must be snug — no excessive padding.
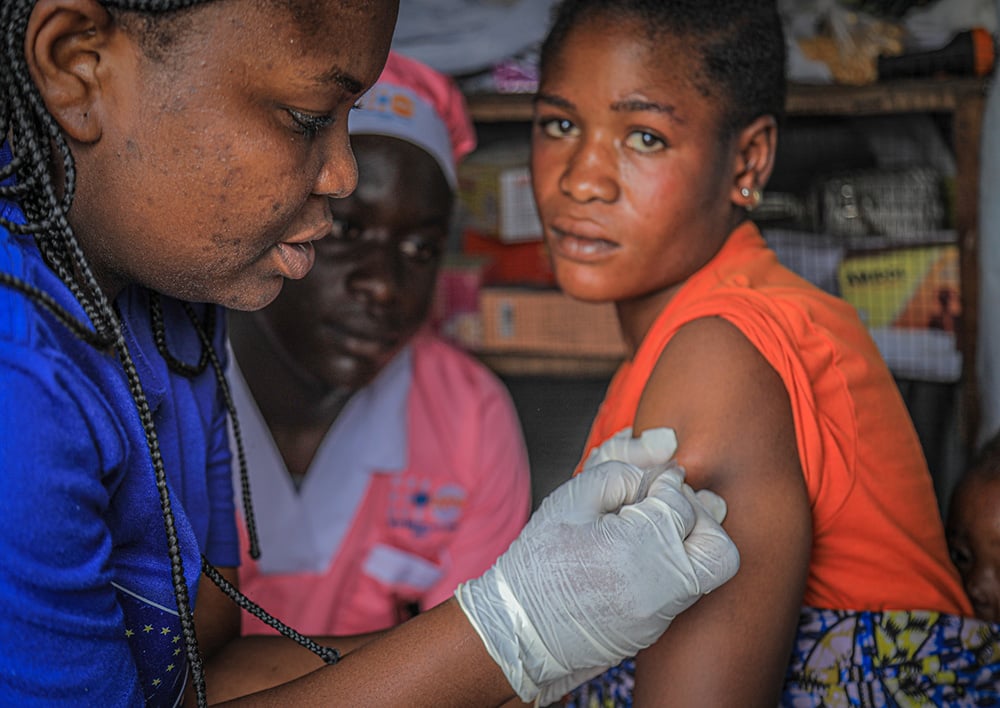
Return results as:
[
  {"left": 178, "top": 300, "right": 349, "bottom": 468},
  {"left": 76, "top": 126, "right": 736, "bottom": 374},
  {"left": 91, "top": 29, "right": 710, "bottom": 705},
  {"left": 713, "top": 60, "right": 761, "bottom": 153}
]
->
[
  {"left": 154, "top": 295, "right": 263, "bottom": 561},
  {"left": 202, "top": 561, "right": 341, "bottom": 664},
  {"left": 112, "top": 316, "right": 210, "bottom": 705},
  {"left": 1, "top": 2, "right": 339, "bottom": 705},
  {"left": 150, "top": 294, "right": 340, "bottom": 665},
  {"left": 2, "top": 2, "right": 213, "bottom": 701}
]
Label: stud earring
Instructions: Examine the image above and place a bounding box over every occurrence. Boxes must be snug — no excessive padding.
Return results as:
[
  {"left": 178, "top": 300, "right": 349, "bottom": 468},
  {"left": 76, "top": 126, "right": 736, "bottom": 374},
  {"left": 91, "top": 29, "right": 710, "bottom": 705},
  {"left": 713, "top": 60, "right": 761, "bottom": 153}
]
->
[{"left": 740, "top": 186, "right": 762, "bottom": 210}]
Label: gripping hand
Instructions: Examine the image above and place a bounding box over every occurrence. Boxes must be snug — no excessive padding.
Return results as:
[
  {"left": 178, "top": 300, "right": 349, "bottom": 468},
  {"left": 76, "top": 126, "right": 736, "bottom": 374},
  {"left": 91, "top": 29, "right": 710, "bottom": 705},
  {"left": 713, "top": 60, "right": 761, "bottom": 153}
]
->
[{"left": 455, "top": 451, "right": 739, "bottom": 703}]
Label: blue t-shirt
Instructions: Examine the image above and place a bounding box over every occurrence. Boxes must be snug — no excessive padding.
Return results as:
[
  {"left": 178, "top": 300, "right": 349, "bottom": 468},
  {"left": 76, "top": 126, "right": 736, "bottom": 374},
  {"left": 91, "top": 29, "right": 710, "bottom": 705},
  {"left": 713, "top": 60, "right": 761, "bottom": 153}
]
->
[{"left": 0, "top": 142, "right": 238, "bottom": 706}]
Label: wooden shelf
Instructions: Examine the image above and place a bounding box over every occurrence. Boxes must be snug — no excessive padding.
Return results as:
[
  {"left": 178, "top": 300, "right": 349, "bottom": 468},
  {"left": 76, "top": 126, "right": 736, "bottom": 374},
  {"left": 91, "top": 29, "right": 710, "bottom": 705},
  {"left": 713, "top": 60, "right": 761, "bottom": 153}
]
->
[
  {"left": 784, "top": 78, "right": 988, "bottom": 115},
  {"left": 475, "top": 352, "right": 622, "bottom": 379},
  {"left": 466, "top": 92, "right": 535, "bottom": 123},
  {"left": 466, "top": 78, "right": 989, "bottom": 122}
]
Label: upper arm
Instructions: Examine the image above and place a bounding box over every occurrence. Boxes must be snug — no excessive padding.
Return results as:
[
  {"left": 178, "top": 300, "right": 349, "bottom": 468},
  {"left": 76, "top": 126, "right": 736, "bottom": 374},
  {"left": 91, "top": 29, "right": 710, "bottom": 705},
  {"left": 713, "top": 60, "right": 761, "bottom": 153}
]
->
[
  {"left": 0, "top": 353, "right": 144, "bottom": 705},
  {"left": 632, "top": 317, "right": 811, "bottom": 707},
  {"left": 195, "top": 566, "right": 241, "bottom": 662}
]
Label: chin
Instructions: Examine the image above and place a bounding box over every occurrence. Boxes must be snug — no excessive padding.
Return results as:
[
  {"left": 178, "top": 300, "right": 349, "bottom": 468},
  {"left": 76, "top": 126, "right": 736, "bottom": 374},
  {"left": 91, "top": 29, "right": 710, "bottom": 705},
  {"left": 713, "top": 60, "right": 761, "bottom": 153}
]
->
[
  {"left": 212, "top": 278, "right": 286, "bottom": 312},
  {"left": 555, "top": 271, "right": 616, "bottom": 304}
]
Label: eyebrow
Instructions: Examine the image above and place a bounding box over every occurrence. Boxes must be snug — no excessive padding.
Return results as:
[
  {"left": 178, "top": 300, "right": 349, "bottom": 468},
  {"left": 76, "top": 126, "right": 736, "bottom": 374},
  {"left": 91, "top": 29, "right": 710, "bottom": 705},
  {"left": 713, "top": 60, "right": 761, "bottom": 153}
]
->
[
  {"left": 535, "top": 92, "right": 683, "bottom": 124},
  {"left": 311, "top": 66, "right": 365, "bottom": 95},
  {"left": 611, "top": 97, "right": 681, "bottom": 122},
  {"left": 534, "top": 92, "right": 573, "bottom": 111}
]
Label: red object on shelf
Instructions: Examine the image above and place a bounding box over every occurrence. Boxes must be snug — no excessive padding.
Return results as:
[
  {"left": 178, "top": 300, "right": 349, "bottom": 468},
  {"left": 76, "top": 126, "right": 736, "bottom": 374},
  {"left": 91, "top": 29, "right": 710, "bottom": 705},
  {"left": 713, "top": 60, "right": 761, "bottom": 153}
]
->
[{"left": 462, "top": 229, "right": 556, "bottom": 286}]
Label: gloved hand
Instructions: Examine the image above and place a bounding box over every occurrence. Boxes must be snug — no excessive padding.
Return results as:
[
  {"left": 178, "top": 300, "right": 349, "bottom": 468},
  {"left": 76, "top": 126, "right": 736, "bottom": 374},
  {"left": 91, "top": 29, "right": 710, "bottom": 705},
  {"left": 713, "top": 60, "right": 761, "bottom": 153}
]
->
[
  {"left": 454, "top": 458, "right": 740, "bottom": 704},
  {"left": 582, "top": 425, "right": 678, "bottom": 472},
  {"left": 582, "top": 425, "right": 729, "bottom": 523}
]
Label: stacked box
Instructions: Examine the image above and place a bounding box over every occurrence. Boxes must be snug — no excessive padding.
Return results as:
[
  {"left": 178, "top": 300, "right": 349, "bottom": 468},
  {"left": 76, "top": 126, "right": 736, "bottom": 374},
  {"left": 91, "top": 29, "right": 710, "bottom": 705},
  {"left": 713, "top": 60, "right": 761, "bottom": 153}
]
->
[
  {"left": 478, "top": 287, "right": 626, "bottom": 358},
  {"left": 456, "top": 142, "right": 542, "bottom": 244},
  {"left": 430, "top": 254, "right": 489, "bottom": 349}
]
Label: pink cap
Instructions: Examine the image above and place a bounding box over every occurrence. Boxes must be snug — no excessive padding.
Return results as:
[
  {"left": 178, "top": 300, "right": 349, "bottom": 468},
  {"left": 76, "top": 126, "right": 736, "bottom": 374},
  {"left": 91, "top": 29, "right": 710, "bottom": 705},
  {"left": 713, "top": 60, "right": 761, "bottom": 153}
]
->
[{"left": 349, "top": 51, "right": 476, "bottom": 188}]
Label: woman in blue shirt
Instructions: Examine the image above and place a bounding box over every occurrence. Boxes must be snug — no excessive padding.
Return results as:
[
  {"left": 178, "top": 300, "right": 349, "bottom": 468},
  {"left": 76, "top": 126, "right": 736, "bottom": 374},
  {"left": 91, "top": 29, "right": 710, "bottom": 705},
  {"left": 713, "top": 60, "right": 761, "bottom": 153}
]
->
[{"left": 0, "top": 1, "right": 739, "bottom": 705}]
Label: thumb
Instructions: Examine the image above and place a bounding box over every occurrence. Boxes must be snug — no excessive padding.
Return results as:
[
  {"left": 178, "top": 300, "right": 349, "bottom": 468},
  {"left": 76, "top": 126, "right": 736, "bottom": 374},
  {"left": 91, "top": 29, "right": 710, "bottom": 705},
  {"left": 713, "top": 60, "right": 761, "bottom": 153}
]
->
[
  {"left": 584, "top": 426, "right": 678, "bottom": 470},
  {"left": 625, "top": 427, "right": 680, "bottom": 469},
  {"left": 681, "top": 489, "right": 741, "bottom": 594}
]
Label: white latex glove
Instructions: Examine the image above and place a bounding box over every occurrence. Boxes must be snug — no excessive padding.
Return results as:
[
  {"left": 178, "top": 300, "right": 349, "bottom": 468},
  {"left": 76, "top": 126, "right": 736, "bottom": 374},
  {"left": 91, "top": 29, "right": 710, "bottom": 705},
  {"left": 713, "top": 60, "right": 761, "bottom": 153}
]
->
[
  {"left": 582, "top": 426, "right": 678, "bottom": 472},
  {"left": 583, "top": 425, "right": 728, "bottom": 524},
  {"left": 454, "top": 459, "right": 740, "bottom": 704}
]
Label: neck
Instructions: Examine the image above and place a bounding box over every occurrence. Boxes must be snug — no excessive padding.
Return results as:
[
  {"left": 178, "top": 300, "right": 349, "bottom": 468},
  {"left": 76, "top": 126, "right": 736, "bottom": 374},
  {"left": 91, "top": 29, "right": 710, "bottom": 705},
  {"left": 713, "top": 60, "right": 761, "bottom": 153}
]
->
[
  {"left": 230, "top": 311, "right": 355, "bottom": 480},
  {"left": 229, "top": 310, "right": 353, "bottom": 427}
]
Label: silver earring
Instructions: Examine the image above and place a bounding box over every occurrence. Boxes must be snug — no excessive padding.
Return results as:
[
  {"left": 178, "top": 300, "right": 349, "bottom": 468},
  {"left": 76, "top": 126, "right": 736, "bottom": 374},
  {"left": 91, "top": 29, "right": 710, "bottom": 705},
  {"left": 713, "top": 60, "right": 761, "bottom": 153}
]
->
[{"left": 741, "top": 186, "right": 762, "bottom": 210}]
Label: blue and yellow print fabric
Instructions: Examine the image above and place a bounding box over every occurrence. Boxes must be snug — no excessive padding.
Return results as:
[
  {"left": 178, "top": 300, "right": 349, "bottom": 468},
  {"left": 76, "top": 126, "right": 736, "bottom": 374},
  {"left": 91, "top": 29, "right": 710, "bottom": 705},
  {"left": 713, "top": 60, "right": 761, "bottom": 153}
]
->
[{"left": 563, "top": 607, "right": 1000, "bottom": 707}]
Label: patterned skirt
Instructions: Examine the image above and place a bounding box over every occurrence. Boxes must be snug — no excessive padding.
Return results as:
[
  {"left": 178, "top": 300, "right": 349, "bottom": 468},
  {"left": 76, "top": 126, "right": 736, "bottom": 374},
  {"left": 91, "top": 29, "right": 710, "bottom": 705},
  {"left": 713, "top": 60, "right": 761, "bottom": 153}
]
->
[{"left": 562, "top": 607, "right": 1000, "bottom": 707}]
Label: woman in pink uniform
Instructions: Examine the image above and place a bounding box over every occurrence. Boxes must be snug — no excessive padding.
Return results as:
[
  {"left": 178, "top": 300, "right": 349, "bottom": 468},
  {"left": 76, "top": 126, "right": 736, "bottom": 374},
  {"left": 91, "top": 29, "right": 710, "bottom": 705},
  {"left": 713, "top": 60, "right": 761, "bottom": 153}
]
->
[{"left": 228, "top": 52, "right": 532, "bottom": 636}]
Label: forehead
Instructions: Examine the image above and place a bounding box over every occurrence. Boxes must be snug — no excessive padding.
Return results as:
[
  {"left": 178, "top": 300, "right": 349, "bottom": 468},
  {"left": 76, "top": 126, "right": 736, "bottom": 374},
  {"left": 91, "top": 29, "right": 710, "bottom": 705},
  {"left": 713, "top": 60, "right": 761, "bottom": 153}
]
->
[
  {"left": 540, "top": 16, "right": 714, "bottom": 122},
  {"left": 953, "top": 474, "right": 1000, "bottom": 520},
  {"left": 268, "top": 0, "right": 397, "bottom": 58},
  {"left": 155, "top": 0, "right": 397, "bottom": 87},
  {"left": 344, "top": 136, "right": 452, "bottom": 212},
  {"left": 352, "top": 136, "right": 445, "bottom": 177}
]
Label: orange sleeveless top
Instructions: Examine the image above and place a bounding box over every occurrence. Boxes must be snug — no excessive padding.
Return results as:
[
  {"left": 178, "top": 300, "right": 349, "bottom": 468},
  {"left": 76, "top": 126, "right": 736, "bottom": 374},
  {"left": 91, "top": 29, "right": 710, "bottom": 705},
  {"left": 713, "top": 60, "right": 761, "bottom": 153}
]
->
[{"left": 580, "top": 222, "right": 971, "bottom": 614}]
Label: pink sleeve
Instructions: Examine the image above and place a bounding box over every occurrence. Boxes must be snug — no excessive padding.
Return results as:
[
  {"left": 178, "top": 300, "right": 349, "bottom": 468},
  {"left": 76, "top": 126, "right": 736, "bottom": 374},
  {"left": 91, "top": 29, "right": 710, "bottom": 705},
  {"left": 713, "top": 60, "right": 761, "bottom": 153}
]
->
[{"left": 420, "top": 377, "right": 531, "bottom": 609}]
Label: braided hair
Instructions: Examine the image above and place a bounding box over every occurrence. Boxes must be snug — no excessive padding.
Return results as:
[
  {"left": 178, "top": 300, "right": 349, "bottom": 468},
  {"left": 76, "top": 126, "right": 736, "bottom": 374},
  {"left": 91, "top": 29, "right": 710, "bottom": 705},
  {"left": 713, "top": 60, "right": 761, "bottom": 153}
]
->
[{"left": 1, "top": 1, "right": 338, "bottom": 704}]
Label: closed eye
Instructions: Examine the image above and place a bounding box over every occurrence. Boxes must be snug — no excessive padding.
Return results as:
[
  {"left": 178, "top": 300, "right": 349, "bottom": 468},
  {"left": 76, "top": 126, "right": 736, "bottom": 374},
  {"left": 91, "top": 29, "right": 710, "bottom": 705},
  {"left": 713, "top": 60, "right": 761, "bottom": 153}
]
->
[{"left": 287, "top": 108, "right": 335, "bottom": 139}]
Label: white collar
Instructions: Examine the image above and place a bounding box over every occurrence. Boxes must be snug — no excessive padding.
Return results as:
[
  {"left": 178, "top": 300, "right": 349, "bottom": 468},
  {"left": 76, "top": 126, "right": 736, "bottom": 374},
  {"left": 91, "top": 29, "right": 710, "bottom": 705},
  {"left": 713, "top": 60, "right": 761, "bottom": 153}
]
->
[{"left": 228, "top": 345, "right": 412, "bottom": 573}]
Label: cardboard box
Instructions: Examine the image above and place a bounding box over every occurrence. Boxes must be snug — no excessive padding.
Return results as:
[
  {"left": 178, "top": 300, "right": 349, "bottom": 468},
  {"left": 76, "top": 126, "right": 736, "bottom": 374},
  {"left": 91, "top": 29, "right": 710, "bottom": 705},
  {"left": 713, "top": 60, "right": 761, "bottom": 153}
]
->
[
  {"left": 837, "top": 243, "right": 961, "bottom": 382},
  {"left": 837, "top": 243, "right": 960, "bottom": 331},
  {"left": 457, "top": 143, "right": 543, "bottom": 243},
  {"left": 430, "top": 254, "right": 489, "bottom": 349},
  {"left": 479, "top": 287, "right": 626, "bottom": 358}
]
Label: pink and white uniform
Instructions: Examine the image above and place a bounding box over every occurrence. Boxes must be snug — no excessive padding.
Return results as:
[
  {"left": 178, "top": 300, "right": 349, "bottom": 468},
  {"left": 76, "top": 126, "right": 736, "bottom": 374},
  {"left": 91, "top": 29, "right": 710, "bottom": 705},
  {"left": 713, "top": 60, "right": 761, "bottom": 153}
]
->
[{"left": 231, "top": 330, "right": 531, "bottom": 635}]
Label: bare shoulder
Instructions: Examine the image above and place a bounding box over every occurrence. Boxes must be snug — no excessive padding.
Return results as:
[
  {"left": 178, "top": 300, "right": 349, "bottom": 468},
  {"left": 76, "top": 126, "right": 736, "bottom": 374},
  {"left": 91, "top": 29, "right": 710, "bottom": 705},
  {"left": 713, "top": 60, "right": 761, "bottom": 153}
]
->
[
  {"left": 634, "top": 315, "right": 799, "bottom": 491},
  {"left": 631, "top": 320, "right": 813, "bottom": 705}
]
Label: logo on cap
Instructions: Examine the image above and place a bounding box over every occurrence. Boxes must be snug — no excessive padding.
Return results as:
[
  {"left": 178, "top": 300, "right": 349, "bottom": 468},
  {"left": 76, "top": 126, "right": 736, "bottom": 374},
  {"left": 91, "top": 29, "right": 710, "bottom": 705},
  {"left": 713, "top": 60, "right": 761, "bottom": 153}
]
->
[{"left": 363, "top": 87, "right": 415, "bottom": 120}]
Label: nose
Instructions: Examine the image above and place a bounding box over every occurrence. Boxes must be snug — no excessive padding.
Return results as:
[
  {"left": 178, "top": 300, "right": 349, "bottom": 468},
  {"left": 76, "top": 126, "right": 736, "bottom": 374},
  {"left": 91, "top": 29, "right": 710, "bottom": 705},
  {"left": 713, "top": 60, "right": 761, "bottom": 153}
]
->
[
  {"left": 314, "top": 129, "right": 359, "bottom": 199},
  {"left": 558, "top": 136, "right": 619, "bottom": 204},
  {"left": 347, "top": 232, "right": 399, "bottom": 307}
]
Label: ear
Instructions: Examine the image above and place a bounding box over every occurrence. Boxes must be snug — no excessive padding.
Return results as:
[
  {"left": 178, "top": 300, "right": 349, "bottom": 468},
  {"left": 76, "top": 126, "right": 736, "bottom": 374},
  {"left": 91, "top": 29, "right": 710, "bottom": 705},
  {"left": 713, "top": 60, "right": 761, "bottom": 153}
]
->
[
  {"left": 730, "top": 115, "right": 778, "bottom": 211},
  {"left": 24, "top": 0, "right": 115, "bottom": 144}
]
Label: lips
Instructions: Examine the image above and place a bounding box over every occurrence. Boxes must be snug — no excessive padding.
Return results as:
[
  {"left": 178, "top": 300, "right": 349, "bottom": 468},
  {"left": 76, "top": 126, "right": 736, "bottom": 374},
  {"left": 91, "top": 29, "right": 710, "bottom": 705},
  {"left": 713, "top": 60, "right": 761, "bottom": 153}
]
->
[
  {"left": 548, "top": 219, "right": 618, "bottom": 262},
  {"left": 273, "top": 240, "right": 316, "bottom": 280}
]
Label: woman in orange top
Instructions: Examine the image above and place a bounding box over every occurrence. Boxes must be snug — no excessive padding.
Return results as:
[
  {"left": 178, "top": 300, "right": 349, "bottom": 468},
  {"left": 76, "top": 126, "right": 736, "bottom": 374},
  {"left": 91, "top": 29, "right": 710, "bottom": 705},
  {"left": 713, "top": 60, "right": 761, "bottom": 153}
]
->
[{"left": 531, "top": 0, "right": 999, "bottom": 705}]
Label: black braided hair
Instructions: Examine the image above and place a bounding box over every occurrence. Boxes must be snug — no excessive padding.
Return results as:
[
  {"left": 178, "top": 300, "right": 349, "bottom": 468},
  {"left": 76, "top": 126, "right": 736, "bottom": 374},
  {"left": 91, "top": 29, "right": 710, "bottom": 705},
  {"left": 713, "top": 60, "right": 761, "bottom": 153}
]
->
[{"left": 0, "top": 2, "right": 337, "bottom": 704}]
